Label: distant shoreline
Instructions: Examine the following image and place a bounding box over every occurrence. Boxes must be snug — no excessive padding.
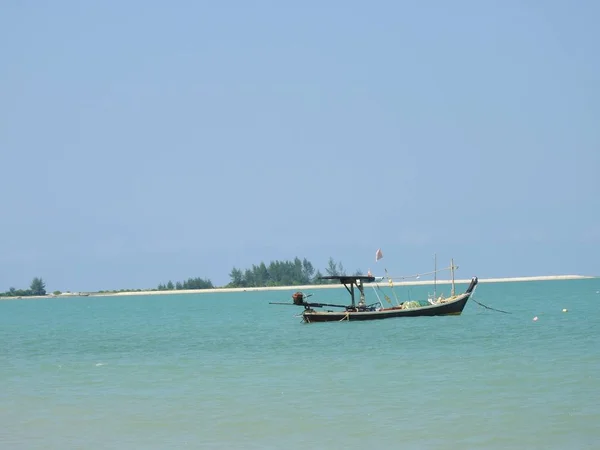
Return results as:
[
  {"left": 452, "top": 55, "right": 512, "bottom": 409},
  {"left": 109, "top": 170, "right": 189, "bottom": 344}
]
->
[
  {"left": 93, "top": 274, "right": 594, "bottom": 297},
  {"left": 1, "top": 274, "right": 593, "bottom": 301}
]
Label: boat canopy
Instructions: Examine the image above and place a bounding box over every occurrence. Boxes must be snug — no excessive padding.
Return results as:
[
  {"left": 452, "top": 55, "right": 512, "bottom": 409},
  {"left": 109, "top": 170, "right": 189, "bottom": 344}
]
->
[{"left": 318, "top": 276, "right": 376, "bottom": 283}]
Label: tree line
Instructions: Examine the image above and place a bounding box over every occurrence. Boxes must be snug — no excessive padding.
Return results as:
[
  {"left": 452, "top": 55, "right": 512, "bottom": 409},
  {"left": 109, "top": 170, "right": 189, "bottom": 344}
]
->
[
  {"left": 1, "top": 257, "right": 360, "bottom": 296},
  {"left": 138, "top": 257, "right": 355, "bottom": 291},
  {"left": 154, "top": 256, "right": 354, "bottom": 290},
  {"left": 226, "top": 257, "right": 359, "bottom": 288},
  {"left": 0, "top": 277, "right": 47, "bottom": 297},
  {"left": 157, "top": 277, "right": 214, "bottom": 291}
]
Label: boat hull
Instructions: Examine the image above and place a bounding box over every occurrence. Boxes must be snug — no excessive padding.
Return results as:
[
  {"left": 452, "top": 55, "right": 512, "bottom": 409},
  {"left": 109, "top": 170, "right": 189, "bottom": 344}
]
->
[{"left": 303, "top": 292, "right": 472, "bottom": 323}]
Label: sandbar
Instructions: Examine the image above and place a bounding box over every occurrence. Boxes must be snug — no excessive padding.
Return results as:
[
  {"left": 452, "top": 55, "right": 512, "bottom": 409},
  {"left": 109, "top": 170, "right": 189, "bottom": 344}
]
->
[
  {"left": 1, "top": 274, "right": 594, "bottom": 300},
  {"left": 87, "top": 274, "right": 594, "bottom": 297}
]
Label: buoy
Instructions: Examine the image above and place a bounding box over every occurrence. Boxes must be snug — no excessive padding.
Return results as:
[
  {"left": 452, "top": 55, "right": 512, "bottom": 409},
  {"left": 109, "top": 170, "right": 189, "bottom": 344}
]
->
[
  {"left": 562, "top": 308, "right": 568, "bottom": 313},
  {"left": 533, "top": 316, "right": 538, "bottom": 321}
]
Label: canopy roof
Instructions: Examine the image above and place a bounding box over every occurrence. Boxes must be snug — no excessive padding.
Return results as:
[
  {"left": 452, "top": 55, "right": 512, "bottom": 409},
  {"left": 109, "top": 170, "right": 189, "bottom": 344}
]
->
[{"left": 318, "top": 276, "right": 375, "bottom": 283}]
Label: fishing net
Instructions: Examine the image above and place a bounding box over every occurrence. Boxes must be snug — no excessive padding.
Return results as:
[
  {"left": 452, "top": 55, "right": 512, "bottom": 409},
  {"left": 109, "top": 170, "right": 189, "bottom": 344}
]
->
[{"left": 402, "top": 301, "right": 422, "bottom": 309}]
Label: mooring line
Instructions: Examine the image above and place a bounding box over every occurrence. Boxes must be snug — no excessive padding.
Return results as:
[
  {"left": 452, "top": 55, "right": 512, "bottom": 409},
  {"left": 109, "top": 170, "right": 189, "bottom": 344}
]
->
[{"left": 471, "top": 298, "right": 511, "bottom": 314}]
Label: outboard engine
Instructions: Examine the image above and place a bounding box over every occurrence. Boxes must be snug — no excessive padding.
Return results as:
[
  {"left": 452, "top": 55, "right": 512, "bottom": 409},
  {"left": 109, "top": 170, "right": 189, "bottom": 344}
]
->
[{"left": 292, "top": 291, "right": 305, "bottom": 305}]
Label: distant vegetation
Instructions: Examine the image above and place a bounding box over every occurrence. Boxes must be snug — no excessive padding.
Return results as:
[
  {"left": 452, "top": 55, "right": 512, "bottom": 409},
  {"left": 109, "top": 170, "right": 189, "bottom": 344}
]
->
[
  {"left": 226, "top": 257, "right": 360, "bottom": 288},
  {"left": 93, "top": 277, "right": 213, "bottom": 294},
  {"left": 157, "top": 277, "right": 214, "bottom": 291},
  {"left": 0, "top": 277, "right": 46, "bottom": 297},
  {"left": 96, "top": 257, "right": 357, "bottom": 293},
  {"left": 1, "top": 257, "right": 362, "bottom": 296}
]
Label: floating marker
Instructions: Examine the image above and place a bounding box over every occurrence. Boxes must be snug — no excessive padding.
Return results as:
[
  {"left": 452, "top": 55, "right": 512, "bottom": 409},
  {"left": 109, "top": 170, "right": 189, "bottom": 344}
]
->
[
  {"left": 562, "top": 308, "right": 568, "bottom": 313},
  {"left": 533, "top": 316, "right": 538, "bottom": 321}
]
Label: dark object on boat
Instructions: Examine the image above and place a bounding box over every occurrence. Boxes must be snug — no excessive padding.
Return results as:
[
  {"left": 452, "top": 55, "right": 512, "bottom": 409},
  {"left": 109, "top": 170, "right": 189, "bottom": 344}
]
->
[
  {"left": 292, "top": 291, "right": 304, "bottom": 305},
  {"left": 271, "top": 275, "right": 478, "bottom": 323}
]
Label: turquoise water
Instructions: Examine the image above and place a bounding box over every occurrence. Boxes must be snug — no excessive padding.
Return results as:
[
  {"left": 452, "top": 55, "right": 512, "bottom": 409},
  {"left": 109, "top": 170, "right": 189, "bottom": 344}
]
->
[{"left": 1, "top": 279, "right": 599, "bottom": 449}]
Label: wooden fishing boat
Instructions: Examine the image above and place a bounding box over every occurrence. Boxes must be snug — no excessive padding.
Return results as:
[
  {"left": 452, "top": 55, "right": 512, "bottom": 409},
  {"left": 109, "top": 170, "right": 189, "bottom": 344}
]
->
[{"left": 271, "top": 259, "right": 478, "bottom": 323}]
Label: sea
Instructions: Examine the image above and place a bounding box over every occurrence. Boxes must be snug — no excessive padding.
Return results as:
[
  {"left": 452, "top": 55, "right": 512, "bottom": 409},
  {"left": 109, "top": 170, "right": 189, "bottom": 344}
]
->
[{"left": 1, "top": 278, "right": 599, "bottom": 449}]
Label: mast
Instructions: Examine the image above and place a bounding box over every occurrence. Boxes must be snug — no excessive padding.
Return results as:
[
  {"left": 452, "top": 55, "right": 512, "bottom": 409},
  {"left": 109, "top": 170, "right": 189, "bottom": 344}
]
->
[
  {"left": 357, "top": 279, "right": 366, "bottom": 307},
  {"left": 451, "top": 258, "right": 455, "bottom": 296},
  {"left": 433, "top": 253, "right": 437, "bottom": 300}
]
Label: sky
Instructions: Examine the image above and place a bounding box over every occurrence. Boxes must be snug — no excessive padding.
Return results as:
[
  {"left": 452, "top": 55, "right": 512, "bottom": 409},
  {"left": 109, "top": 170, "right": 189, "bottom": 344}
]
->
[{"left": 1, "top": 1, "right": 598, "bottom": 292}]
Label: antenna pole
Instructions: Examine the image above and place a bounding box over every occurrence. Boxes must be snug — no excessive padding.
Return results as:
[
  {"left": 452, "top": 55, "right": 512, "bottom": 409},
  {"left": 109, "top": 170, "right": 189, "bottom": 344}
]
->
[
  {"left": 433, "top": 253, "right": 437, "bottom": 299},
  {"left": 451, "top": 258, "right": 455, "bottom": 296},
  {"left": 357, "top": 279, "right": 366, "bottom": 308}
]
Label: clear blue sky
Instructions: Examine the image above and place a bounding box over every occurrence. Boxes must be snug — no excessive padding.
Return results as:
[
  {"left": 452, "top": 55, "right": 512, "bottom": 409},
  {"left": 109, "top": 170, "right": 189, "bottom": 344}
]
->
[{"left": 1, "top": 1, "right": 598, "bottom": 292}]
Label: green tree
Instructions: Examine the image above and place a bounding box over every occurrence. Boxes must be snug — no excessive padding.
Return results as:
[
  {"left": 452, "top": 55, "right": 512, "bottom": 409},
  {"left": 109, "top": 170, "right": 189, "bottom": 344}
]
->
[
  {"left": 313, "top": 269, "right": 324, "bottom": 284},
  {"left": 167, "top": 281, "right": 174, "bottom": 290},
  {"left": 226, "top": 257, "right": 347, "bottom": 287},
  {"left": 243, "top": 269, "right": 255, "bottom": 287},
  {"left": 182, "top": 277, "right": 213, "bottom": 289},
  {"left": 302, "top": 258, "right": 315, "bottom": 282},
  {"left": 325, "top": 257, "right": 339, "bottom": 277},
  {"left": 229, "top": 268, "right": 244, "bottom": 287},
  {"left": 256, "top": 262, "right": 269, "bottom": 286},
  {"left": 30, "top": 277, "right": 46, "bottom": 296}
]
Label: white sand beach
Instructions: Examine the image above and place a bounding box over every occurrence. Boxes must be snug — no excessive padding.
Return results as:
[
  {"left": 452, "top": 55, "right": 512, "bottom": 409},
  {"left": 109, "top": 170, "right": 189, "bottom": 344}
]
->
[
  {"left": 1, "top": 274, "right": 594, "bottom": 300},
  {"left": 86, "top": 274, "right": 595, "bottom": 298}
]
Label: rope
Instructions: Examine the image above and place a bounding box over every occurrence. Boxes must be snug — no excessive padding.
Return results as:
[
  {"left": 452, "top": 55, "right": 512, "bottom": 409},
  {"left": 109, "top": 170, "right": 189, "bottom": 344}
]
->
[
  {"left": 385, "top": 264, "right": 457, "bottom": 281},
  {"left": 466, "top": 285, "right": 511, "bottom": 314},
  {"left": 374, "top": 283, "right": 392, "bottom": 304},
  {"left": 471, "top": 298, "right": 511, "bottom": 314},
  {"left": 384, "top": 269, "right": 400, "bottom": 305},
  {"left": 339, "top": 312, "right": 350, "bottom": 321},
  {"left": 370, "top": 285, "right": 386, "bottom": 307}
]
